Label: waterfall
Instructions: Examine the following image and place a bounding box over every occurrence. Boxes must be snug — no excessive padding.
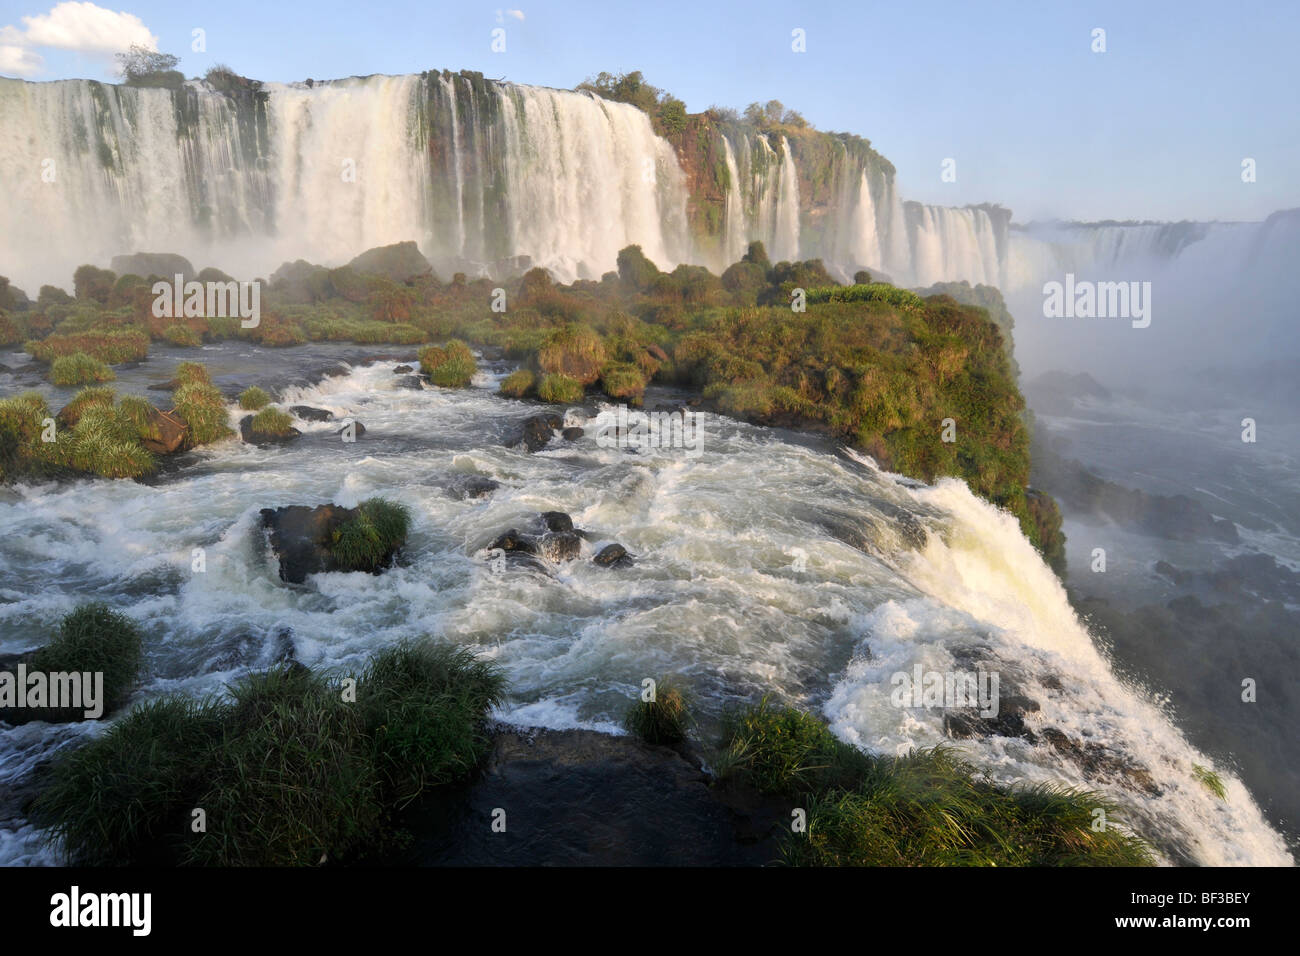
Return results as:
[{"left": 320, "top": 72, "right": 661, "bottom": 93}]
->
[{"left": 0, "top": 73, "right": 689, "bottom": 288}]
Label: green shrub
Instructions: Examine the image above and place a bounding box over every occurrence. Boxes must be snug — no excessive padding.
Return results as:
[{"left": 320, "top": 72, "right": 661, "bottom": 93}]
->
[
  {"left": 537, "top": 325, "right": 606, "bottom": 384},
  {"left": 174, "top": 361, "right": 212, "bottom": 387},
  {"left": 186, "top": 666, "right": 386, "bottom": 866},
  {"left": 162, "top": 324, "right": 202, "bottom": 347},
  {"left": 50, "top": 352, "right": 115, "bottom": 386},
  {"left": 238, "top": 386, "right": 271, "bottom": 410},
  {"left": 599, "top": 362, "right": 648, "bottom": 404},
  {"left": 718, "top": 700, "right": 1154, "bottom": 867},
  {"left": 27, "top": 603, "right": 143, "bottom": 716},
  {"left": 57, "top": 386, "right": 116, "bottom": 424},
  {"left": 498, "top": 369, "right": 536, "bottom": 398},
  {"left": 419, "top": 340, "right": 476, "bottom": 388},
  {"left": 537, "top": 373, "right": 584, "bottom": 404},
  {"left": 55, "top": 404, "right": 156, "bottom": 478},
  {"left": 249, "top": 406, "right": 293, "bottom": 436},
  {"left": 30, "top": 695, "right": 225, "bottom": 865},
  {"left": 360, "top": 640, "right": 506, "bottom": 805},
  {"left": 26, "top": 327, "right": 149, "bottom": 364},
  {"left": 329, "top": 497, "right": 412, "bottom": 573},
  {"left": 173, "top": 381, "right": 232, "bottom": 446},
  {"left": 623, "top": 679, "right": 690, "bottom": 746},
  {"left": 32, "top": 641, "right": 505, "bottom": 866}
]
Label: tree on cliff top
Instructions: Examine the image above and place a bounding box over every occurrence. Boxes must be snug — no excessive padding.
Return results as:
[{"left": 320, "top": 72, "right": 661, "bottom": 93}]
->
[
  {"left": 577, "top": 71, "right": 687, "bottom": 137},
  {"left": 116, "top": 44, "right": 183, "bottom": 88}
]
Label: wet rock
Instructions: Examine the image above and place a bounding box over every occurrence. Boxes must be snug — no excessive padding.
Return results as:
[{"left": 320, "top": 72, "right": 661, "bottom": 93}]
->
[
  {"left": 446, "top": 475, "right": 499, "bottom": 500},
  {"left": 540, "top": 511, "right": 574, "bottom": 533},
  {"left": 345, "top": 241, "right": 433, "bottom": 283},
  {"left": 944, "top": 695, "right": 1040, "bottom": 742},
  {"left": 562, "top": 427, "right": 585, "bottom": 441},
  {"left": 593, "top": 543, "right": 634, "bottom": 568},
  {"left": 402, "top": 728, "right": 779, "bottom": 866},
  {"left": 509, "top": 413, "right": 563, "bottom": 453},
  {"left": 259, "top": 503, "right": 402, "bottom": 584},
  {"left": 393, "top": 364, "right": 414, "bottom": 374},
  {"left": 141, "top": 406, "right": 187, "bottom": 455},
  {"left": 489, "top": 530, "right": 537, "bottom": 555},
  {"left": 147, "top": 379, "right": 179, "bottom": 391},
  {"left": 240, "top": 415, "right": 301, "bottom": 447},
  {"left": 394, "top": 375, "right": 424, "bottom": 390},
  {"left": 1040, "top": 727, "right": 1161, "bottom": 796},
  {"left": 289, "top": 405, "right": 333, "bottom": 422},
  {"left": 336, "top": 421, "right": 366, "bottom": 438},
  {"left": 536, "top": 531, "right": 582, "bottom": 562}
]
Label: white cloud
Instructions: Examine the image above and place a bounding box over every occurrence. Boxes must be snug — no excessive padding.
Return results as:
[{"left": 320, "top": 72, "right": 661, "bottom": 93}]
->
[
  {"left": 0, "top": 43, "right": 44, "bottom": 75},
  {"left": 0, "top": 2, "right": 156, "bottom": 75},
  {"left": 507, "top": 9, "right": 525, "bottom": 20}
]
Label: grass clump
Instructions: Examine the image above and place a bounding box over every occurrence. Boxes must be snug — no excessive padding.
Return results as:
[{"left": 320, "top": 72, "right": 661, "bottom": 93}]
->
[
  {"left": 237, "top": 385, "right": 271, "bottom": 410},
  {"left": 26, "top": 327, "right": 149, "bottom": 364},
  {"left": 537, "top": 372, "right": 584, "bottom": 404},
  {"left": 360, "top": 640, "right": 507, "bottom": 806},
  {"left": 419, "top": 339, "right": 476, "bottom": 388},
  {"left": 174, "top": 361, "right": 212, "bottom": 387},
  {"left": 50, "top": 352, "right": 115, "bottom": 386},
  {"left": 27, "top": 603, "right": 144, "bottom": 716},
  {"left": 328, "top": 497, "right": 412, "bottom": 573},
  {"left": 173, "top": 375, "right": 232, "bottom": 446},
  {"left": 498, "top": 368, "right": 536, "bottom": 398},
  {"left": 600, "top": 362, "right": 648, "bottom": 404},
  {"left": 537, "top": 324, "right": 606, "bottom": 384},
  {"left": 162, "top": 324, "right": 202, "bottom": 347},
  {"left": 32, "top": 640, "right": 504, "bottom": 866},
  {"left": 248, "top": 406, "right": 294, "bottom": 436},
  {"left": 717, "top": 698, "right": 1154, "bottom": 867},
  {"left": 623, "top": 679, "right": 691, "bottom": 746},
  {"left": 1192, "top": 764, "right": 1227, "bottom": 800},
  {"left": 54, "top": 404, "right": 156, "bottom": 478}
]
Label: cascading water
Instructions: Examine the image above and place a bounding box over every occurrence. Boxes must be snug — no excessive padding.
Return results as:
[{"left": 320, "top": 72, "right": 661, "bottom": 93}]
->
[
  {"left": 0, "top": 73, "right": 689, "bottom": 288},
  {"left": 0, "top": 347, "right": 1290, "bottom": 865}
]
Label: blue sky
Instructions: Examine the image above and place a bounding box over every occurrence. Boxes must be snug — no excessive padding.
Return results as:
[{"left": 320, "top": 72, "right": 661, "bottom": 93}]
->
[{"left": 4, "top": 0, "right": 1297, "bottom": 222}]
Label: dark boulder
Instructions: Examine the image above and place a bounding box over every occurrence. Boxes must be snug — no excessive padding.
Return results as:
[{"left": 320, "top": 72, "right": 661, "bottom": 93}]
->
[
  {"left": 509, "top": 413, "right": 562, "bottom": 453},
  {"left": 562, "top": 427, "right": 584, "bottom": 441},
  {"left": 489, "top": 530, "right": 537, "bottom": 555},
  {"left": 240, "top": 415, "right": 301, "bottom": 447},
  {"left": 289, "top": 405, "right": 334, "bottom": 422},
  {"left": 260, "top": 504, "right": 353, "bottom": 583},
  {"left": 536, "top": 531, "right": 582, "bottom": 563},
  {"left": 336, "top": 421, "right": 366, "bottom": 438},
  {"left": 141, "top": 406, "right": 188, "bottom": 455},
  {"left": 393, "top": 364, "right": 414, "bottom": 374},
  {"left": 394, "top": 375, "right": 424, "bottom": 390},
  {"left": 445, "top": 474, "right": 499, "bottom": 500},
  {"left": 593, "top": 543, "right": 634, "bottom": 568},
  {"left": 540, "top": 511, "right": 574, "bottom": 533}
]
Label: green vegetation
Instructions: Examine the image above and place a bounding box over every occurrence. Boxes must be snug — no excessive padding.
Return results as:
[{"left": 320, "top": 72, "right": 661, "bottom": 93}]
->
[
  {"left": 31, "top": 639, "right": 503, "bottom": 866},
  {"left": 238, "top": 385, "right": 271, "bottom": 410},
  {"left": 624, "top": 679, "right": 691, "bottom": 746},
  {"left": 328, "top": 497, "right": 412, "bottom": 573},
  {"left": 419, "top": 340, "right": 476, "bottom": 388},
  {"left": 12, "top": 250, "right": 1062, "bottom": 564},
  {"left": 718, "top": 699, "right": 1154, "bottom": 866},
  {"left": 50, "top": 352, "right": 115, "bottom": 386},
  {"left": 27, "top": 604, "right": 143, "bottom": 717},
  {"left": 159, "top": 362, "right": 232, "bottom": 447},
  {"left": 537, "top": 373, "right": 584, "bottom": 404},
  {"left": 26, "top": 327, "right": 149, "bottom": 364},
  {"left": 162, "top": 324, "right": 202, "bottom": 347},
  {"left": 0, "top": 389, "right": 160, "bottom": 481},
  {"left": 248, "top": 406, "right": 294, "bottom": 436},
  {"left": 498, "top": 368, "right": 536, "bottom": 399},
  {"left": 1193, "top": 764, "right": 1227, "bottom": 800}
]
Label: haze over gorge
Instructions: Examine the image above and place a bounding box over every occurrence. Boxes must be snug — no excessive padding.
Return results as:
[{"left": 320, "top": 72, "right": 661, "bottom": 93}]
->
[{"left": 0, "top": 60, "right": 1296, "bottom": 871}]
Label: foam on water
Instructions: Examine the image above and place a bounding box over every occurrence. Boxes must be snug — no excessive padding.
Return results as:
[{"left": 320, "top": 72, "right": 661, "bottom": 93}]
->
[{"left": 0, "top": 361, "right": 1291, "bottom": 865}]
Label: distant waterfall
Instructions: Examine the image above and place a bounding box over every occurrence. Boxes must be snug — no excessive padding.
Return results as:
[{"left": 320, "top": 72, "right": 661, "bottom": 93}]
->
[{"left": 0, "top": 73, "right": 689, "bottom": 288}]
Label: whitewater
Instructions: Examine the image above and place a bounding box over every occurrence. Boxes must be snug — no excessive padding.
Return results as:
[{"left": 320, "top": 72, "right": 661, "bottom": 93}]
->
[{"left": 0, "top": 345, "right": 1290, "bottom": 866}]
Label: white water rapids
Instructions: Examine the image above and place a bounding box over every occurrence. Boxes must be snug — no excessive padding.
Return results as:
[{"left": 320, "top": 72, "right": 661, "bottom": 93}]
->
[{"left": 0, "top": 350, "right": 1290, "bottom": 866}]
